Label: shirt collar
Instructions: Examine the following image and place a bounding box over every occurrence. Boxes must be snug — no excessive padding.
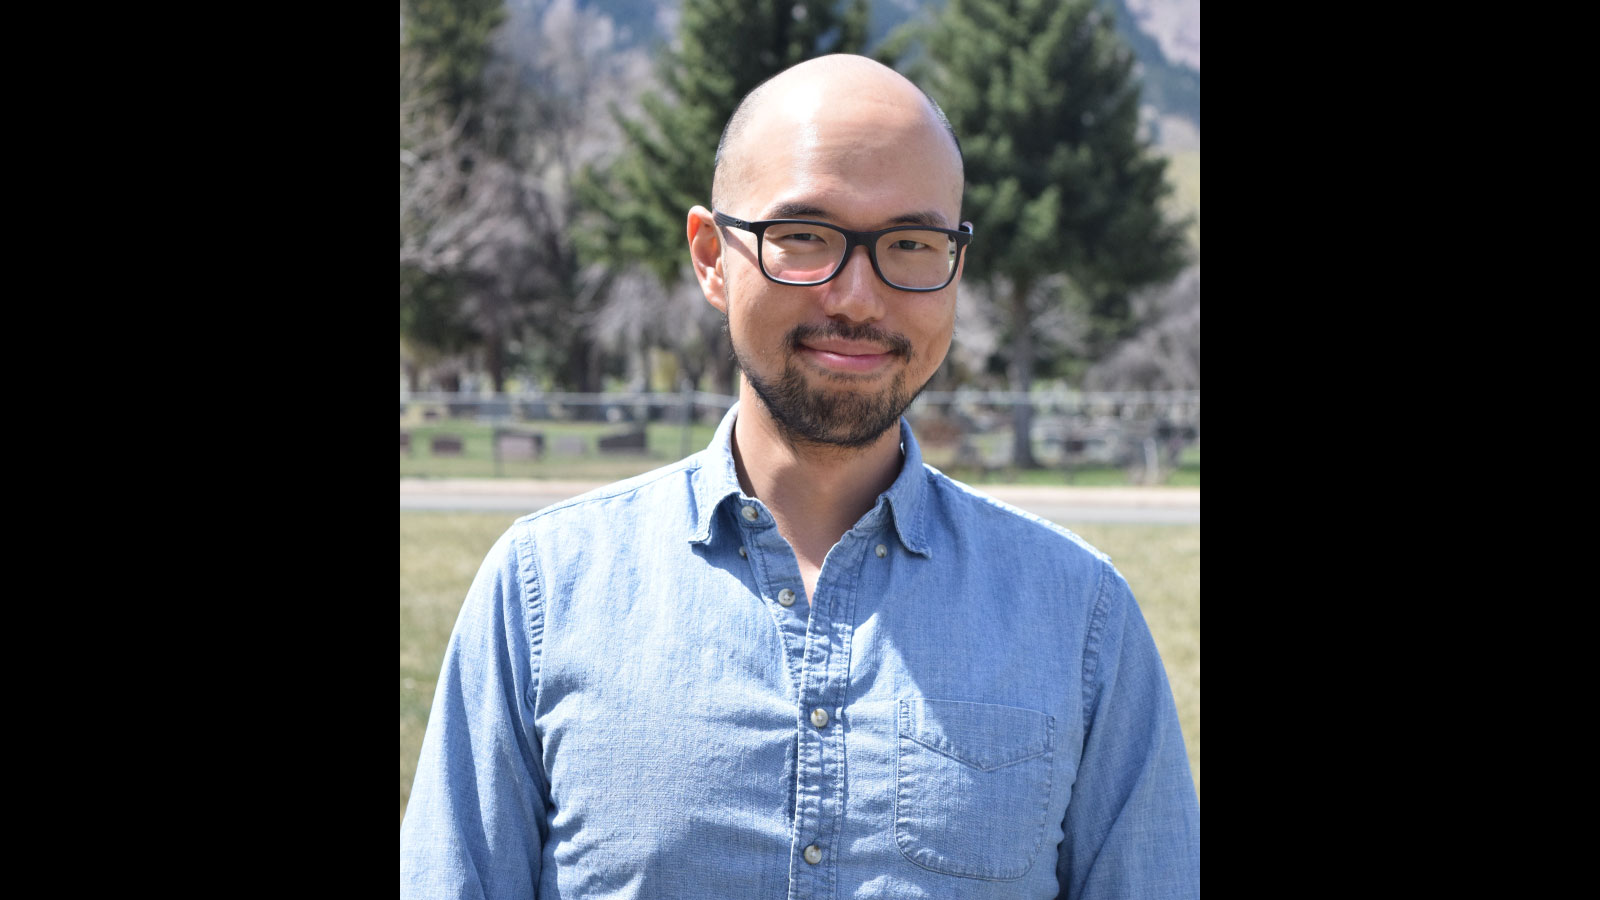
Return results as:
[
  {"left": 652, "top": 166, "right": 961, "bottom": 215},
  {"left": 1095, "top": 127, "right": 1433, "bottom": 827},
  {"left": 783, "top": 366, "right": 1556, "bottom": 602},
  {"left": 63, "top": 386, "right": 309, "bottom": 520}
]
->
[{"left": 687, "top": 402, "right": 932, "bottom": 557}]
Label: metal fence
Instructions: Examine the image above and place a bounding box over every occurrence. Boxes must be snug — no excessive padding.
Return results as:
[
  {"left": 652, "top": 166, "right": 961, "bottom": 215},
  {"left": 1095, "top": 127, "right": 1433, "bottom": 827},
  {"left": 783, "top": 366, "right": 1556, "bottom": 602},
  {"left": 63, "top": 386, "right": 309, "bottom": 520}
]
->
[{"left": 400, "top": 388, "right": 1199, "bottom": 482}]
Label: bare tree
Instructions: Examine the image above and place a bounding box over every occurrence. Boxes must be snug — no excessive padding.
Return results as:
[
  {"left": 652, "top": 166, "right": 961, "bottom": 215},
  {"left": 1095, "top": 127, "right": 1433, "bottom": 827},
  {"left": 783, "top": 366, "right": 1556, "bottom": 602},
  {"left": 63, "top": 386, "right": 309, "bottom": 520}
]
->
[
  {"left": 400, "top": 0, "right": 652, "bottom": 392},
  {"left": 1083, "top": 265, "right": 1199, "bottom": 392}
]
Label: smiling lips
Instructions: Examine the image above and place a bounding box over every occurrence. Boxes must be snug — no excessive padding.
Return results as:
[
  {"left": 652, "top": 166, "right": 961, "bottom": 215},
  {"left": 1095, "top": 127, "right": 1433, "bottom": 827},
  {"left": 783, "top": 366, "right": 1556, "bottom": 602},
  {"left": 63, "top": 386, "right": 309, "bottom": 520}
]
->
[{"left": 799, "top": 337, "right": 900, "bottom": 373}]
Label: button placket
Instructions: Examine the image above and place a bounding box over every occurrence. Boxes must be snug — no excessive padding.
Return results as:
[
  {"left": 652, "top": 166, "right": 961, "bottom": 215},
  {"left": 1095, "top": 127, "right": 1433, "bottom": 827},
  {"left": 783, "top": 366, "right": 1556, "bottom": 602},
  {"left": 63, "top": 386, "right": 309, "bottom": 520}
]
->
[
  {"left": 788, "top": 532, "right": 874, "bottom": 898},
  {"left": 736, "top": 499, "right": 809, "bottom": 700},
  {"left": 790, "top": 559, "right": 840, "bottom": 897}
]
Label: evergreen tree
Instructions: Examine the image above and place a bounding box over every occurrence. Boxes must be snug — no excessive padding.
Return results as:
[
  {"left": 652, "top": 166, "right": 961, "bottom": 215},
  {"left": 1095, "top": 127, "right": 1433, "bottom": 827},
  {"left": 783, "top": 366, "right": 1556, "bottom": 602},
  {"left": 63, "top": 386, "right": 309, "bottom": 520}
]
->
[
  {"left": 578, "top": 0, "right": 869, "bottom": 394},
  {"left": 401, "top": 0, "right": 507, "bottom": 136},
  {"left": 400, "top": 0, "right": 509, "bottom": 392},
  {"left": 912, "top": 0, "right": 1190, "bottom": 466}
]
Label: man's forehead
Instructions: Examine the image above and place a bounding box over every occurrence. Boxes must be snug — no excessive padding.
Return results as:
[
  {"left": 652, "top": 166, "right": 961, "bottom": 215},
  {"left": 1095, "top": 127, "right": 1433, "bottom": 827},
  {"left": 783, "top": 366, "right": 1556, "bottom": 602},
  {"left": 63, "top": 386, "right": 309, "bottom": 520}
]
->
[
  {"left": 716, "top": 55, "right": 963, "bottom": 221},
  {"left": 734, "top": 120, "right": 964, "bottom": 228}
]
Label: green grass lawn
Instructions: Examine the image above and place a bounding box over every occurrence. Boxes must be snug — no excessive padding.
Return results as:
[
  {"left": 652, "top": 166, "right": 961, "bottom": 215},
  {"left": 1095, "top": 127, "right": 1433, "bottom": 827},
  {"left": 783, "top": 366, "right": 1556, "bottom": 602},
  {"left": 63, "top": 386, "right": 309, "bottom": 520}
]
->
[
  {"left": 400, "top": 417, "right": 1198, "bottom": 487},
  {"left": 400, "top": 419, "right": 721, "bottom": 481},
  {"left": 401, "top": 511, "right": 1200, "bottom": 823}
]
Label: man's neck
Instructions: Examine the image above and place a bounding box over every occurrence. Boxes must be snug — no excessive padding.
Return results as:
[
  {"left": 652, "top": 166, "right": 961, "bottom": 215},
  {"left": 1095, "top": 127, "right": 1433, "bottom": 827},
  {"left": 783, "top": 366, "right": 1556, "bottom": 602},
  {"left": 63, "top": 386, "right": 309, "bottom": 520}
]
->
[{"left": 731, "top": 390, "right": 905, "bottom": 596}]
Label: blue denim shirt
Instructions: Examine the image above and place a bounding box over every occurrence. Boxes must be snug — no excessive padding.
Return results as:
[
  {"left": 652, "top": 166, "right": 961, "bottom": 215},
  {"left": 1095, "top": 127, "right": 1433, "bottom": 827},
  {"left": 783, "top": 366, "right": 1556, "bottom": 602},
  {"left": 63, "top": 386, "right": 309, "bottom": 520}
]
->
[{"left": 401, "top": 404, "right": 1199, "bottom": 899}]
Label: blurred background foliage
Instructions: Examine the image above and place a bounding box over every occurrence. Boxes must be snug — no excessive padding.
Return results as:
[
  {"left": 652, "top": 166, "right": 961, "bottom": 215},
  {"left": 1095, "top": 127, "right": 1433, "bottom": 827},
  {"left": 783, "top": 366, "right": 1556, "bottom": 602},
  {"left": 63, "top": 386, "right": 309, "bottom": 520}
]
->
[{"left": 400, "top": 0, "right": 1199, "bottom": 464}]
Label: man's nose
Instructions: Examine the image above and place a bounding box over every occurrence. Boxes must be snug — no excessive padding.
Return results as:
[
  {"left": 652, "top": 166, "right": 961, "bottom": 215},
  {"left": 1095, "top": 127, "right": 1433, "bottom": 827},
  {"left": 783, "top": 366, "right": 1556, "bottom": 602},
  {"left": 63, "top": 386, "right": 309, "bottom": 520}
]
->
[{"left": 820, "top": 245, "right": 886, "bottom": 323}]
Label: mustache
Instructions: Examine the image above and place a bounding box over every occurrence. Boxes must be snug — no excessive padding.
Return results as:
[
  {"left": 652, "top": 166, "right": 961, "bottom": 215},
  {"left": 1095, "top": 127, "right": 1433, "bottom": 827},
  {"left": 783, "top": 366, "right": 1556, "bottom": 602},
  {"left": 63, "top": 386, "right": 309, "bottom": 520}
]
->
[{"left": 786, "top": 321, "right": 912, "bottom": 359}]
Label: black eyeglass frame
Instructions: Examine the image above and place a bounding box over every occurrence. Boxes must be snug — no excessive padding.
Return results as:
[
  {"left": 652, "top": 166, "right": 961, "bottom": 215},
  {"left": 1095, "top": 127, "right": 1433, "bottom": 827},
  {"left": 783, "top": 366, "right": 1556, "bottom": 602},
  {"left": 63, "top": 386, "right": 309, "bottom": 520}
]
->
[{"left": 712, "top": 209, "right": 974, "bottom": 293}]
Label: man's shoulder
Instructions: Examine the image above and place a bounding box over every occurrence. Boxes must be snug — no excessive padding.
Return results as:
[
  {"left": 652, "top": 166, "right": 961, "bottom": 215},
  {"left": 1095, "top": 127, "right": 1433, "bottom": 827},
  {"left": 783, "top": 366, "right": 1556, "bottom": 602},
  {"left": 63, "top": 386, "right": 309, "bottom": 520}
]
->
[
  {"left": 919, "top": 465, "right": 1113, "bottom": 567},
  {"left": 512, "top": 455, "right": 704, "bottom": 532}
]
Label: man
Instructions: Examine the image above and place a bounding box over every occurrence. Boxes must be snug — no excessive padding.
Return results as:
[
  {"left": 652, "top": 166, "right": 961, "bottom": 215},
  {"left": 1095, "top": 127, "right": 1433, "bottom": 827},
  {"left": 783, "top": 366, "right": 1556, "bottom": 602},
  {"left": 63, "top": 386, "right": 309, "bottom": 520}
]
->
[{"left": 402, "top": 54, "right": 1198, "bottom": 899}]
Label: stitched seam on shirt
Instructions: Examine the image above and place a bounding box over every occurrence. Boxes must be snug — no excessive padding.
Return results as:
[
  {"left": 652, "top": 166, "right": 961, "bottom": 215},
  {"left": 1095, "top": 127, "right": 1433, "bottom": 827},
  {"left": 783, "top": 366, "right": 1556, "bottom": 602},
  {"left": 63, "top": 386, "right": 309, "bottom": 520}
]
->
[
  {"left": 513, "top": 525, "right": 547, "bottom": 720},
  {"left": 510, "top": 524, "right": 555, "bottom": 812},
  {"left": 513, "top": 459, "right": 704, "bottom": 526},
  {"left": 821, "top": 540, "right": 865, "bottom": 900},
  {"left": 1081, "top": 560, "right": 1112, "bottom": 736},
  {"left": 740, "top": 509, "right": 803, "bottom": 695},
  {"left": 902, "top": 733, "right": 1053, "bottom": 772},
  {"left": 894, "top": 733, "right": 1048, "bottom": 881},
  {"left": 925, "top": 473, "right": 1111, "bottom": 564}
]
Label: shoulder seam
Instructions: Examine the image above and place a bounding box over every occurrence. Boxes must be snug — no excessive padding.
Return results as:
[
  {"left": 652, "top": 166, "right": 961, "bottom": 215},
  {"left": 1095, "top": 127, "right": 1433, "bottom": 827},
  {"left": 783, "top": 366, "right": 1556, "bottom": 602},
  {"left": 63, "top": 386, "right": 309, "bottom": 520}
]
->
[
  {"left": 1080, "top": 558, "right": 1114, "bottom": 735},
  {"left": 517, "top": 459, "right": 702, "bottom": 525},
  {"left": 511, "top": 525, "right": 547, "bottom": 718},
  {"left": 922, "top": 466, "right": 1111, "bottom": 561}
]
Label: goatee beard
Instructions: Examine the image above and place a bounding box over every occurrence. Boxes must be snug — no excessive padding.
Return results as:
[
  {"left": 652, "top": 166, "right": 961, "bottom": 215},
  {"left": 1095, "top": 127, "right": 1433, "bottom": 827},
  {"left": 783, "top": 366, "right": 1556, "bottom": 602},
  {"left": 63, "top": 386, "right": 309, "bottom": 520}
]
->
[{"left": 732, "top": 319, "right": 926, "bottom": 450}]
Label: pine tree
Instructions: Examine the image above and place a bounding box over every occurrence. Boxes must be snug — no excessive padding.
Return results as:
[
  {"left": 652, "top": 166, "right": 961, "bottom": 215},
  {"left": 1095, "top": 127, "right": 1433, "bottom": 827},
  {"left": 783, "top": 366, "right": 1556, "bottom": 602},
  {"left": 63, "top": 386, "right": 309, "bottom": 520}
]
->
[
  {"left": 401, "top": 0, "right": 507, "bottom": 134},
  {"left": 578, "top": 0, "right": 869, "bottom": 394},
  {"left": 400, "top": 0, "right": 509, "bottom": 392},
  {"left": 913, "top": 0, "right": 1190, "bottom": 467}
]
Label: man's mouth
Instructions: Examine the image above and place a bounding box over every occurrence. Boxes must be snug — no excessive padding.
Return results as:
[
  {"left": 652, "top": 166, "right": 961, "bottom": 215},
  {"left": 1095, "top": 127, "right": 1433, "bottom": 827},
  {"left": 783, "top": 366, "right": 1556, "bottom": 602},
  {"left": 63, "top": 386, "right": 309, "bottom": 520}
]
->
[
  {"left": 788, "top": 324, "right": 911, "bottom": 361},
  {"left": 800, "top": 345, "right": 894, "bottom": 373}
]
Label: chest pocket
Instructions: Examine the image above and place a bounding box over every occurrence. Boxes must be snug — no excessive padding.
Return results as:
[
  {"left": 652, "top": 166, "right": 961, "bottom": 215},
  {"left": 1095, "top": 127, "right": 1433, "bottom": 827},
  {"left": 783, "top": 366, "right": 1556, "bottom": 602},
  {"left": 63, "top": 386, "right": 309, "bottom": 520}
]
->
[{"left": 895, "top": 698, "right": 1055, "bottom": 881}]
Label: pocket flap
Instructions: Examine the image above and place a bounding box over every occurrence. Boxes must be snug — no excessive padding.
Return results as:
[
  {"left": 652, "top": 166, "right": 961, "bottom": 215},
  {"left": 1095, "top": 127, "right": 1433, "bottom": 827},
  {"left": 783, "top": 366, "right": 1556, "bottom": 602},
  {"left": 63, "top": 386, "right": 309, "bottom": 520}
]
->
[{"left": 898, "top": 699, "right": 1054, "bottom": 772}]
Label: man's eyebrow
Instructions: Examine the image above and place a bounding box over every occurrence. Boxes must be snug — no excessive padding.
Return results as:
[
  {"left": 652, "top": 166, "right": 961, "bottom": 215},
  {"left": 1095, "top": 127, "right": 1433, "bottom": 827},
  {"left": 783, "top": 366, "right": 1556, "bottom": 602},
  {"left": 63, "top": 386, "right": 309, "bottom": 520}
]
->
[
  {"left": 885, "top": 210, "right": 952, "bottom": 229},
  {"left": 764, "top": 202, "right": 832, "bottom": 220},
  {"left": 763, "top": 203, "right": 952, "bottom": 229}
]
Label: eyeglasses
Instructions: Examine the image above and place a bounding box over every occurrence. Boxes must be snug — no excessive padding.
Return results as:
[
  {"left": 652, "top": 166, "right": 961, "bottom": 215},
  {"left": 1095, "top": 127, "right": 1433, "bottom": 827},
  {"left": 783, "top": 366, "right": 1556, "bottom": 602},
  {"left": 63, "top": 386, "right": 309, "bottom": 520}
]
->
[{"left": 712, "top": 209, "right": 973, "bottom": 292}]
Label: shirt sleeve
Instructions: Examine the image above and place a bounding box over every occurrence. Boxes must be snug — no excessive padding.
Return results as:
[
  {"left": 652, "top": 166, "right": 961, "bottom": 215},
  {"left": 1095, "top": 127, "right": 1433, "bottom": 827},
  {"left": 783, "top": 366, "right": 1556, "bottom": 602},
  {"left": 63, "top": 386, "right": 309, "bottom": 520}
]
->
[
  {"left": 1055, "top": 563, "right": 1199, "bottom": 900},
  {"left": 401, "top": 526, "right": 551, "bottom": 900}
]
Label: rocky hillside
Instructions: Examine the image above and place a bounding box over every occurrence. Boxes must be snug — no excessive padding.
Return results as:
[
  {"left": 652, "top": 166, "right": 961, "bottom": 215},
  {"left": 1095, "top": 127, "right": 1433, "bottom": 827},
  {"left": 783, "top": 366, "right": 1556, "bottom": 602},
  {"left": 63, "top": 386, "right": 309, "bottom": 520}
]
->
[{"left": 579, "top": 0, "right": 1199, "bottom": 149}]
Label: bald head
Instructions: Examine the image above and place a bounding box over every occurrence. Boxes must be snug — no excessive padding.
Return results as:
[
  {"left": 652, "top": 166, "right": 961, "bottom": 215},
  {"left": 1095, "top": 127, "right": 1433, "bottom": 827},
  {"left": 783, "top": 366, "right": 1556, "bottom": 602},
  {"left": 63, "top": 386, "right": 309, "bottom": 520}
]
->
[{"left": 711, "top": 55, "right": 964, "bottom": 214}]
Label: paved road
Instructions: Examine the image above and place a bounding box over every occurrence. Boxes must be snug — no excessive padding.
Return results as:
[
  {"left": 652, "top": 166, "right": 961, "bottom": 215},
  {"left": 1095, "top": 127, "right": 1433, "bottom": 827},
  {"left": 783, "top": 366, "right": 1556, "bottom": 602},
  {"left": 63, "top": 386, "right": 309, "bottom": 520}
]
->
[{"left": 401, "top": 479, "right": 1199, "bottom": 525}]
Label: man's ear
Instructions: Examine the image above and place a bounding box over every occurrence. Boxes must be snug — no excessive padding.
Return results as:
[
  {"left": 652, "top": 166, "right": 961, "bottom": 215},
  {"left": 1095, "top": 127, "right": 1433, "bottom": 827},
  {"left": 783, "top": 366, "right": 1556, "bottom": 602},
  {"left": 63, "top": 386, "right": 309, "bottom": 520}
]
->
[{"left": 687, "top": 206, "right": 727, "bottom": 314}]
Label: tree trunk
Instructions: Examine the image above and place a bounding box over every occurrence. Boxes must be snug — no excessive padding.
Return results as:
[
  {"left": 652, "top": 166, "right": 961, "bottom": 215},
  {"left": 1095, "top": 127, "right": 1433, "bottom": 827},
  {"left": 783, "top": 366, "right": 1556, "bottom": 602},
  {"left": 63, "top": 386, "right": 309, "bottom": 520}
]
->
[
  {"left": 677, "top": 348, "right": 706, "bottom": 396},
  {"left": 564, "top": 335, "right": 600, "bottom": 393},
  {"left": 711, "top": 330, "right": 737, "bottom": 398},
  {"left": 1008, "top": 281, "right": 1039, "bottom": 469},
  {"left": 486, "top": 330, "right": 506, "bottom": 394}
]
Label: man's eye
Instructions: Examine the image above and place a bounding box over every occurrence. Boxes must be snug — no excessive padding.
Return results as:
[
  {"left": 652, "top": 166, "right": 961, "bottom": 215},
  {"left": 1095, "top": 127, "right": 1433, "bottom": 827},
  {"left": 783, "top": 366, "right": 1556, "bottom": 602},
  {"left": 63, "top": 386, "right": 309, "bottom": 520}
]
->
[
  {"left": 889, "top": 239, "right": 929, "bottom": 251},
  {"left": 778, "top": 232, "right": 826, "bottom": 243}
]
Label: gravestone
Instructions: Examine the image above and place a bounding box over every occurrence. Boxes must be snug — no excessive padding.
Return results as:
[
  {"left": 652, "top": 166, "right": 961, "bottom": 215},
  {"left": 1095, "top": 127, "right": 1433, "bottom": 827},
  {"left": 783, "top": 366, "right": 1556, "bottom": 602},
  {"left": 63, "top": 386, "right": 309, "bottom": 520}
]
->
[
  {"left": 597, "top": 429, "right": 648, "bottom": 454},
  {"left": 494, "top": 430, "right": 544, "bottom": 461},
  {"left": 431, "top": 434, "right": 464, "bottom": 456}
]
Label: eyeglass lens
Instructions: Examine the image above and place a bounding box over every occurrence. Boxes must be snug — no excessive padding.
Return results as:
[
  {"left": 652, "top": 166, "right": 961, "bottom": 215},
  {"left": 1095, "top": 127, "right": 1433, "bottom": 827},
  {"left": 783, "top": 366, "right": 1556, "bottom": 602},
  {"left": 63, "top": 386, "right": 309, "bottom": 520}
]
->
[{"left": 760, "top": 223, "right": 958, "bottom": 289}]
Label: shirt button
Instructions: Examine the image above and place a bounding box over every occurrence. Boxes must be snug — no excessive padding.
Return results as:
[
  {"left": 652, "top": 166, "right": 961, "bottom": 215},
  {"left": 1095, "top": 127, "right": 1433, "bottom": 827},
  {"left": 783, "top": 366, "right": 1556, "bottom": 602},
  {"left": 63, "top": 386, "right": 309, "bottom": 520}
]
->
[
  {"left": 810, "top": 707, "right": 829, "bottom": 728},
  {"left": 875, "top": 544, "right": 887, "bottom": 558},
  {"left": 778, "top": 588, "right": 796, "bottom": 607},
  {"left": 804, "top": 844, "right": 822, "bottom": 865},
  {"left": 741, "top": 506, "right": 758, "bottom": 521},
  {"left": 738, "top": 546, "right": 747, "bottom": 558}
]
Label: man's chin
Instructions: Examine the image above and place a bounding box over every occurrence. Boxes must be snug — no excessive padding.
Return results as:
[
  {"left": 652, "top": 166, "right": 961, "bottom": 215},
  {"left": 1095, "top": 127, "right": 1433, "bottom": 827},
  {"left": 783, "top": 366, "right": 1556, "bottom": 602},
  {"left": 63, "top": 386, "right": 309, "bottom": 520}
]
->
[{"left": 758, "top": 383, "right": 911, "bottom": 450}]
